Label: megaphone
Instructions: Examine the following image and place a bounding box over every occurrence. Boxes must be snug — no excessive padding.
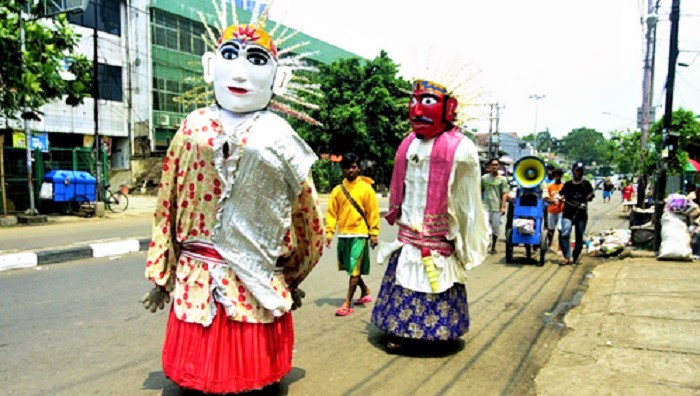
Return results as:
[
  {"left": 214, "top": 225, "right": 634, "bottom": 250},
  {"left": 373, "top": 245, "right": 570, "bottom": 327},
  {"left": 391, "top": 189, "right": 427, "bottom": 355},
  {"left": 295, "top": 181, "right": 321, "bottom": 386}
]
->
[{"left": 513, "top": 156, "right": 546, "bottom": 189}]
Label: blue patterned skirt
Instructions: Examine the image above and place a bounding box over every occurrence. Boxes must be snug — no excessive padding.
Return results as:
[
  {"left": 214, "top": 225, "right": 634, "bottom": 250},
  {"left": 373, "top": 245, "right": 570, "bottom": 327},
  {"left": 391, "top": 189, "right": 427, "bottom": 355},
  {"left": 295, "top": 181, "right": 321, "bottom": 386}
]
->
[{"left": 371, "top": 249, "right": 470, "bottom": 341}]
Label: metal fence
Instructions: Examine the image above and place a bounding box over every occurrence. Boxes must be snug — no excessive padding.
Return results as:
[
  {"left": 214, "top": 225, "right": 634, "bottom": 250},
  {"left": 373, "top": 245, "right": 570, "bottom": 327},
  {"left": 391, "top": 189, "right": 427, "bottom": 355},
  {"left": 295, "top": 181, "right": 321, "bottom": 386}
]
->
[{"left": 1, "top": 147, "right": 107, "bottom": 214}]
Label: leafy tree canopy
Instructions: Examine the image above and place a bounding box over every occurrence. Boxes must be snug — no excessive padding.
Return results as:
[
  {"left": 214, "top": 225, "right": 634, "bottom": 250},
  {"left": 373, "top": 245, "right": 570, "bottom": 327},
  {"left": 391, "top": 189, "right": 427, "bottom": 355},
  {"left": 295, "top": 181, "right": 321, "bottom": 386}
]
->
[
  {"left": 647, "top": 108, "right": 700, "bottom": 174},
  {"left": 560, "top": 127, "right": 611, "bottom": 166},
  {"left": 0, "top": 1, "right": 91, "bottom": 122},
  {"left": 290, "top": 50, "right": 411, "bottom": 187}
]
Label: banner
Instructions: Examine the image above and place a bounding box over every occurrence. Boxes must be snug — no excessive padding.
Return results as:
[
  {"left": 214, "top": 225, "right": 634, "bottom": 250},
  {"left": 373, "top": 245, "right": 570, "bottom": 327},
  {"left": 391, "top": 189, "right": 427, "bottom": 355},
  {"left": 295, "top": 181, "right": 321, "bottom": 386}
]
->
[{"left": 12, "top": 131, "right": 49, "bottom": 152}]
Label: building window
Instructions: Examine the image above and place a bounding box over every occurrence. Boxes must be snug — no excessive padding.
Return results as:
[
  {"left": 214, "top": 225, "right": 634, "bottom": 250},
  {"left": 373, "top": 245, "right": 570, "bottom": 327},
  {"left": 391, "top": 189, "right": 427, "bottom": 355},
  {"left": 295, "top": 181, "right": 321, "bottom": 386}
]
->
[
  {"left": 98, "top": 63, "right": 123, "bottom": 102},
  {"left": 152, "top": 77, "right": 202, "bottom": 114},
  {"left": 151, "top": 9, "right": 207, "bottom": 56},
  {"left": 68, "top": 0, "right": 121, "bottom": 36}
]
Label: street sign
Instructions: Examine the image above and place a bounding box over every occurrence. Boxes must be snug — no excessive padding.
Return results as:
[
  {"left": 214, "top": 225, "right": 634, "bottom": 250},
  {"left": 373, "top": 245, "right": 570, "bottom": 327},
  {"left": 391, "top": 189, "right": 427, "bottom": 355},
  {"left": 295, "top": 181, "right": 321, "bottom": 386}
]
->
[
  {"left": 43, "top": 0, "right": 88, "bottom": 17},
  {"left": 636, "top": 106, "right": 657, "bottom": 128}
]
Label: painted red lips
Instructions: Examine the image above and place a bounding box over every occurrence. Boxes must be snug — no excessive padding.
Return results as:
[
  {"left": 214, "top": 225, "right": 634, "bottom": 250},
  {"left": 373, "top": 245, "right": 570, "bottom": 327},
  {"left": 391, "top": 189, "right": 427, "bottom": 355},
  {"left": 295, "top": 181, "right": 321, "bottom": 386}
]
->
[{"left": 228, "top": 87, "right": 248, "bottom": 94}]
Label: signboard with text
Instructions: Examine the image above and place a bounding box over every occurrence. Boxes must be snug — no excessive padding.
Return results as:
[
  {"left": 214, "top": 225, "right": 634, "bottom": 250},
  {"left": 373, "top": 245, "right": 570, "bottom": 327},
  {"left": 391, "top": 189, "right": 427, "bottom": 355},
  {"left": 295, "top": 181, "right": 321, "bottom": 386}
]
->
[{"left": 12, "top": 132, "right": 49, "bottom": 153}]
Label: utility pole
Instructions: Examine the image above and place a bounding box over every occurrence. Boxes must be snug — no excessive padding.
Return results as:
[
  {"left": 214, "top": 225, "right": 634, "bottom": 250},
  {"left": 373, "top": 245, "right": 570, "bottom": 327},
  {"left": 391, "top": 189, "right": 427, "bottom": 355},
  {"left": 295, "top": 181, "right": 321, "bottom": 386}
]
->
[
  {"left": 637, "top": 0, "right": 660, "bottom": 208},
  {"left": 20, "top": 2, "right": 38, "bottom": 215},
  {"left": 653, "top": 0, "right": 681, "bottom": 251},
  {"left": 488, "top": 104, "right": 494, "bottom": 159},
  {"left": 494, "top": 103, "right": 501, "bottom": 158},
  {"left": 93, "top": 0, "right": 102, "bottom": 201},
  {"left": 529, "top": 94, "right": 546, "bottom": 136}
]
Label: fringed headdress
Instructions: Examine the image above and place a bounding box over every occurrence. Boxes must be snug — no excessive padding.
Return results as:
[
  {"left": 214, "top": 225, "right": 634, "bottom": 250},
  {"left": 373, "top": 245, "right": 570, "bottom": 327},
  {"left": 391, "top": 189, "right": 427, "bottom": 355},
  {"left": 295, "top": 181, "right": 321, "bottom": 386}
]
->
[
  {"left": 176, "top": 0, "right": 322, "bottom": 126},
  {"left": 403, "top": 49, "right": 485, "bottom": 128}
]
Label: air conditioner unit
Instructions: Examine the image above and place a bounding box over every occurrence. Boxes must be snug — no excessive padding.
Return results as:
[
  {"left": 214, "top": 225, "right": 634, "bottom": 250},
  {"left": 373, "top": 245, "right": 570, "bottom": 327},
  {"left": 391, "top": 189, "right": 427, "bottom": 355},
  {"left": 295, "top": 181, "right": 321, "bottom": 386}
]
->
[{"left": 157, "top": 114, "right": 171, "bottom": 127}]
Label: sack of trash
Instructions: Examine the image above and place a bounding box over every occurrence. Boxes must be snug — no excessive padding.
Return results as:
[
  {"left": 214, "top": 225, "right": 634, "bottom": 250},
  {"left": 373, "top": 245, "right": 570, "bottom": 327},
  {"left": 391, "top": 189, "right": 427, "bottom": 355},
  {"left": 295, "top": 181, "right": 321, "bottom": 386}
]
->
[
  {"left": 586, "top": 229, "right": 631, "bottom": 257},
  {"left": 666, "top": 193, "right": 691, "bottom": 213},
  {"left": 657, "top": 211, "right": 693, "bottom": 261},
  {"left": 513, "top": 218, "right": 535, "bottom": 235}
]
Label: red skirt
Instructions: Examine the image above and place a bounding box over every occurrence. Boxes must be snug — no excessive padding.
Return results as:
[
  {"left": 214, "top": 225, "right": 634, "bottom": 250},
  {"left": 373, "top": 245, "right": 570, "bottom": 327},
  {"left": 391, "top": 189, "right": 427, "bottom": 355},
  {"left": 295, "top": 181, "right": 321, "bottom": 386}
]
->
[{"left": 162, "top": 305, "right": 294, "bottom": 394}]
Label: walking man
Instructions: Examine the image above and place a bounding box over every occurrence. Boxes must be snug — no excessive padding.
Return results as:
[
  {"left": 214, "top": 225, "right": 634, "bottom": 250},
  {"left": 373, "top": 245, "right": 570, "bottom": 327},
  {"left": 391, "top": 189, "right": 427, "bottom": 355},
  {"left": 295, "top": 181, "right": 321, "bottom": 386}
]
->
[
  {"left": 622, "top": 180, "right": 635, "bottom": 212},
  {"left": 602, "top": 178, "right": 615, "bottom": 203},
  {"left": 325, "top": 153, "right": 380, "bottom": 317},
  {"left": 559, "top": 162, "right": 594, "bottom": 265},
  {"left": 481, "top": 158, "right": 509, "bottom": 254},
  {"left": 544, "top": 168, "right": 564, "bottom": 251}
]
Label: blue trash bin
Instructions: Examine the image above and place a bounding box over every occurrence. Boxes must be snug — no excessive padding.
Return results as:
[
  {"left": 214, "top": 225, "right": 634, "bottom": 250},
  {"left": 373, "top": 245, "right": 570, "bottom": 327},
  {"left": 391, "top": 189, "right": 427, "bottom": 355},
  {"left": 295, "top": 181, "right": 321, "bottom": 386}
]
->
[{"left": 43, "top": 170, "right": 96, "bottom": 202}]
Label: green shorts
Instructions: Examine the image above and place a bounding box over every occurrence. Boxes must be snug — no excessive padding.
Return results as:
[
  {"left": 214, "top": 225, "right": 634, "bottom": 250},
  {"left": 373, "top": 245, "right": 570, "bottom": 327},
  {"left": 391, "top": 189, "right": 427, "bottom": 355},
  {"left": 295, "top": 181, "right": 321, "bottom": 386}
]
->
[{"left": 336, "top": 237, "right": 370, "bottom": 276}]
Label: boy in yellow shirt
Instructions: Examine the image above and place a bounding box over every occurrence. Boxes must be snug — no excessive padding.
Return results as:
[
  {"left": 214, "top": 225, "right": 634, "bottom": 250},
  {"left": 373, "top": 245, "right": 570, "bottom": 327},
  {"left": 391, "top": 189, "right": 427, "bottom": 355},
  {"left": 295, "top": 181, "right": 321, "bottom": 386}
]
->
[{"left": 325, "top": 153, "right": 380, "bottom": 316}]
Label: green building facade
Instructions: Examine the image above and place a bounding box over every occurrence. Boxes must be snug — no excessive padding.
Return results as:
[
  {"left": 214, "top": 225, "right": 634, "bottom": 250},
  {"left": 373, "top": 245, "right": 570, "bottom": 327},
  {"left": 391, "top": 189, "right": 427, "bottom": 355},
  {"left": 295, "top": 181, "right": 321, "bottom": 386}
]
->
[{"left": 148, "top": 0, "right": 360, "bottom": 150}]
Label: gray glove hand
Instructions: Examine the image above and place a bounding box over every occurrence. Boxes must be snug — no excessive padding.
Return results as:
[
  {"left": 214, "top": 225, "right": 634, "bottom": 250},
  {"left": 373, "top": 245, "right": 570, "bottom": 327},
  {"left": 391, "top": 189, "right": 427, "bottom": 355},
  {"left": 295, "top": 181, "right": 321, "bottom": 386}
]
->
[
  {"left": 291, "top": 288, "right": 306, "bottom": 311},
  {"left": 141, "top": 286, "right": 171, "bottom": 313}
]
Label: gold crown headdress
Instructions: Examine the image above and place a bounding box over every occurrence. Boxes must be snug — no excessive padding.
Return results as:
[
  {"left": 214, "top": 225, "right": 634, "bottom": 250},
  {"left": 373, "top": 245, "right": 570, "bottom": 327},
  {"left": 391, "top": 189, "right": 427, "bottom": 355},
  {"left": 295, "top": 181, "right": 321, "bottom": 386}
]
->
[
  {"left": 402, "top": 49, "right": 485, "bottom": 127},
  {"left": 176, "top": 0, "right": 322, "bottom": 126}
]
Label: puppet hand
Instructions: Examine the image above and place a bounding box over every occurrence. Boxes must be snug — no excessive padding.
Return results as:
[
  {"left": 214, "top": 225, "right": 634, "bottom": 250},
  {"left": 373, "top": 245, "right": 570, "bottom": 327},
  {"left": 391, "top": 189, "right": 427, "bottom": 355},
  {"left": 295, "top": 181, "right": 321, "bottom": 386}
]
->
[
  {"left": 141, "top": 286, "right": 170, "bottom": 313},
  {"left": 291, "top": 288, "right": 306, "bottom": 310}
]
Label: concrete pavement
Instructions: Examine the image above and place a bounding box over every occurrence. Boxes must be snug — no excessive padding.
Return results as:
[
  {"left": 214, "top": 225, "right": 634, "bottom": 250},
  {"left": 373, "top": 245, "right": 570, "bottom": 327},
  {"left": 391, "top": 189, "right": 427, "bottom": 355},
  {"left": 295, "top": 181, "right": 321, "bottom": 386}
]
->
[{"left": 535, "top": 257, "right": 700, "bottom": 395}]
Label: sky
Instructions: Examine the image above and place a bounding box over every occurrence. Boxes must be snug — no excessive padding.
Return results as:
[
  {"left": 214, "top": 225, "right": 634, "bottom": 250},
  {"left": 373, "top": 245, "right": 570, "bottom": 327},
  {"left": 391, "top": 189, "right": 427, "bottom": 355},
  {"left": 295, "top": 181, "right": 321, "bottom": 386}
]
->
[{"left": 268, "top": 0, "right": 700, "bottom": 138}]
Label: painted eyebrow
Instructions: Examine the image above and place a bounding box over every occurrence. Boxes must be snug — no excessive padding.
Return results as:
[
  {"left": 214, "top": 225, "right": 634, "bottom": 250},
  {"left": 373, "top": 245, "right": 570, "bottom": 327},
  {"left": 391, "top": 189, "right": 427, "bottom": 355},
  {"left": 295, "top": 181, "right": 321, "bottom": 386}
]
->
[
  {"left": 246, "top": 47, "right": 271, "bottom": 59},
  {"left": 417, "top": 93, "right": 440, "bottom": 99},
  {"left": 220, "top": 41, "right": 241, "bottom": 50}
]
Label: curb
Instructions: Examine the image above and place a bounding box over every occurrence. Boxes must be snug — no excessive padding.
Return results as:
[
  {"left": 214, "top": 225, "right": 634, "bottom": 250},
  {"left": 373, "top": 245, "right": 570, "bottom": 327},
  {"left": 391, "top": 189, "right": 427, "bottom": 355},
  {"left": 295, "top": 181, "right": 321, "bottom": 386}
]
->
[
  {"left": 1, "top": 208, "right": 390, "bottom": 272},
  {"left": 0, "top": 237, "right": 151, "bottom": 272}
]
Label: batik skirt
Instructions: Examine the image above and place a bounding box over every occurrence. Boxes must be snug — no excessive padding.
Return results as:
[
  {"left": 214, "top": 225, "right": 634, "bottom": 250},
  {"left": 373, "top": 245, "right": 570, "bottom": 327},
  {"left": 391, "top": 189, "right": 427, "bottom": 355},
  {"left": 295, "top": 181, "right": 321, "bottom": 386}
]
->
[
  {"left": 371, "top": 249, "right": 470, "bottom": 341},
  {"left": 162, "top": 303, "right": 294, "bottom": 394}
]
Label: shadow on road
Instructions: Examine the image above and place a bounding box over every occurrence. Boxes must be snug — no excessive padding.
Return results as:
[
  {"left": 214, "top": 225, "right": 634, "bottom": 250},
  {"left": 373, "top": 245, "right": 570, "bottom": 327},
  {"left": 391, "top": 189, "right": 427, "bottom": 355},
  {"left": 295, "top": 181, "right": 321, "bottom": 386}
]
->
[
  {"left": 144, "top": 367, "right": 306, "bottom": 396},
  {"left": 363, "top": 321, "right": 465, "bottom": 358},
  {"left": 313, "top": 297, "right": 345, "bottom": 307}
]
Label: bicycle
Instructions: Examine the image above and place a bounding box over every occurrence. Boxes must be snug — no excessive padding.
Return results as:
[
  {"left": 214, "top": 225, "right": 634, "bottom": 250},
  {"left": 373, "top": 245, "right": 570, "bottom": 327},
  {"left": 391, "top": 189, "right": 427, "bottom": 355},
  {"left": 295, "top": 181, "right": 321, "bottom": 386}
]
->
[{"left": 103, "top": 184, "right": 129, "bottom": 213}]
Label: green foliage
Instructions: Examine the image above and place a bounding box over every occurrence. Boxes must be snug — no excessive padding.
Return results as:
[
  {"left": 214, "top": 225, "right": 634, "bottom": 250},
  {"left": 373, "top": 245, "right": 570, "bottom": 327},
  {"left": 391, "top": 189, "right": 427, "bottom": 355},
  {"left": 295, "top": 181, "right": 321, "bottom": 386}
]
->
[
  {"left": 0, "top": 2, "right": 91, "bottom": 122},
  {"left": 289, "top": 51, "right": 410, "bottom": 186},
  {"left": 310, "top": 158, "right": 343, "bottom": 194},
  {"left": 647, "top": 108, "right": 700, "bottom": 174},
  {"left": 560, "top": 127, "right": 611, "bottom": 166},
  {"left": 609, "top": 130, "right": 641, "bottom": 175}
]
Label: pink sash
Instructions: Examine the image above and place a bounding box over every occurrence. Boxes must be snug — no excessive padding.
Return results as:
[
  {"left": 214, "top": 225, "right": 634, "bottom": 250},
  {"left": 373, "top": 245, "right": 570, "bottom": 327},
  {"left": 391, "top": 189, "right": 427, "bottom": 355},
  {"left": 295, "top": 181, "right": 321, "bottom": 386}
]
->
[{"left": 385, "top": 129, "right": 464, "bottom": 253}]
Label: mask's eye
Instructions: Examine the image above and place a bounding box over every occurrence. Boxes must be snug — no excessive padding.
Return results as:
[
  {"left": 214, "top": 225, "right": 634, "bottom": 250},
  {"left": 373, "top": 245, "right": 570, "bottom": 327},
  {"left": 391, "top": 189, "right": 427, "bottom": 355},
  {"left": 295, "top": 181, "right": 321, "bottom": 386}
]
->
[
  {"left": 247, "top": 53, "right": 268, "bottom": 65},
  {"left": 220, "top": 45, "right": 238, "bottom": 60},
  {"left": 409, "top": 97, "right": 417, "bottom": 106},
  {"left": 246, "top": 48, "right": 270, "bottom": 66},
  {"left": 421, "top": 97, "right": 438, "bottom": 105}
]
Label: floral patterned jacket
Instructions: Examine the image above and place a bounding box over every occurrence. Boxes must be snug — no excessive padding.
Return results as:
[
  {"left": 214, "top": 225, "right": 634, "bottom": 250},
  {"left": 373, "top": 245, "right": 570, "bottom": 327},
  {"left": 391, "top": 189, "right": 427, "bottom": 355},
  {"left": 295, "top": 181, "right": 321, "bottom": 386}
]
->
[{"left": 145, "top": 107, "right": 324, "bottom": 325}]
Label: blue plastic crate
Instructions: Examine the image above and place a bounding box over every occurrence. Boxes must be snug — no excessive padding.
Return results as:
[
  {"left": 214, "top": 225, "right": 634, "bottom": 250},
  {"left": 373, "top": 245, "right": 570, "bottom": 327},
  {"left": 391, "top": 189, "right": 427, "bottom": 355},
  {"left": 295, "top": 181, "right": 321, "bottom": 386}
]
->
[{"left": 44, "top": 170, "right": 96, "bottom": 202}]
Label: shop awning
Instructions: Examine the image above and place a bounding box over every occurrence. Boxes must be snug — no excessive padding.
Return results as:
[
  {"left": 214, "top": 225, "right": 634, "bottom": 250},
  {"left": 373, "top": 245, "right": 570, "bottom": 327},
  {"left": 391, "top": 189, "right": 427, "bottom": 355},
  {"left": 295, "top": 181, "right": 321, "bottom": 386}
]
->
[{"left": 685, "top": 159, "right": 700, "bottom": 172}]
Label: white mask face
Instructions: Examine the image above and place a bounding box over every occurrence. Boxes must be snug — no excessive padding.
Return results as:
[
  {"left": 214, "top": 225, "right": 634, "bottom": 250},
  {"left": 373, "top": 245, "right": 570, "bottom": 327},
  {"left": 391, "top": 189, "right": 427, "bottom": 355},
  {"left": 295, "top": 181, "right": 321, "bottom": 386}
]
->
[{"left": 202, "top": 41, "right": 277, "bottom": 113}]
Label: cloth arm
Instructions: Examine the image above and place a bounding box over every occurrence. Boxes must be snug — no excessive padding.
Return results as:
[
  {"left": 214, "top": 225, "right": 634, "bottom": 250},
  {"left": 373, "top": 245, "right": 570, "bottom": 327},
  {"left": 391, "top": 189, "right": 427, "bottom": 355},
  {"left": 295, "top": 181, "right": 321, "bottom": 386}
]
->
[
  {"left": 144, "top": 129, "right": 186, "bottom": 292},
  {"left": 282, "top": 175, "right": 324, "bottom": 290},
  {"left": 447, "top": 140, "right": 489, "bottom": 270}
]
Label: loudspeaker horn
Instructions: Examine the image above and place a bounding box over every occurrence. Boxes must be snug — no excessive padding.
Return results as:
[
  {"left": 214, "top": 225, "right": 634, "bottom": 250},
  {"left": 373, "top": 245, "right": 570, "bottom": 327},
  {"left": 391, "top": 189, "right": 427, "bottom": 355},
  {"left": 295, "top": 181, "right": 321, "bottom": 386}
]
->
[{"left": 513, "top": 156, "right": 546, "bottom": 189}]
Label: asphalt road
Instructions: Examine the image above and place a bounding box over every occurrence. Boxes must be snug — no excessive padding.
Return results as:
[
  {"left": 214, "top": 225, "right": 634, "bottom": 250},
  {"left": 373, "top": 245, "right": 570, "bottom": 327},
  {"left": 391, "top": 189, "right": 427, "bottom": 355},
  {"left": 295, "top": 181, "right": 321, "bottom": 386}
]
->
[{"left": 0, "top": 194, "right": 626, "bottom": 396}]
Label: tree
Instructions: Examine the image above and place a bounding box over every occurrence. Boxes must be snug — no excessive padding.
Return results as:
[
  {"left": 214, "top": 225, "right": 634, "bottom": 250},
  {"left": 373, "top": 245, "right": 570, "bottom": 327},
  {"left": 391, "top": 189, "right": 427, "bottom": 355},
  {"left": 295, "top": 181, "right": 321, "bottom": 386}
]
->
[
  {"left": 609, "top": 130, "right": 641, "bottom": 175},
  {"left": 560, "top": 127, "right": 611, "bottom": 165},
  {"left": 647, "top": 108, "right": 700, "bottom": 174},
  {"left": 0, "top": 1, "right": 91, "bottom": 122},
  {"left": 290, "top": 51, "right": 411, "bottom": 186}
]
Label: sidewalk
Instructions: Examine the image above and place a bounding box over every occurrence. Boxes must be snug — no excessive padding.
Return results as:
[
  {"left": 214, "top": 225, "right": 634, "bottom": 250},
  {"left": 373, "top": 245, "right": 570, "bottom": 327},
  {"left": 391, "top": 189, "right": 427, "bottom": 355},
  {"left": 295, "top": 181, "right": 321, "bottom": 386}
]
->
[
  {"left": 535, "top": 257, "right": 700, "bottom": 395},
  {"left": 0, "top": 193, "right": 389, "bottom": 271}
]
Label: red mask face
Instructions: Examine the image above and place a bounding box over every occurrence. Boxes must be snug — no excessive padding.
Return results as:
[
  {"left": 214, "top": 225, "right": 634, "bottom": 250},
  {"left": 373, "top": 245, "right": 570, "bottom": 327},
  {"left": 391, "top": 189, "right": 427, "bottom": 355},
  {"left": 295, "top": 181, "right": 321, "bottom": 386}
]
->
[{"left": 409, "top": 81, "right": 458, "bottom": 140}]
